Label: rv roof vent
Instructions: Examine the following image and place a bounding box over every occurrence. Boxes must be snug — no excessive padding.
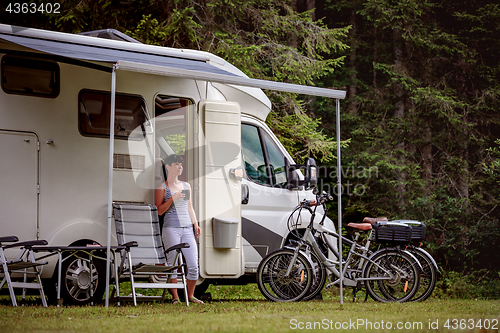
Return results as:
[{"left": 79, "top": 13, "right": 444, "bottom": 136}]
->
[{"left": 78, "top": 29, "right": 142, "bottom": 44}]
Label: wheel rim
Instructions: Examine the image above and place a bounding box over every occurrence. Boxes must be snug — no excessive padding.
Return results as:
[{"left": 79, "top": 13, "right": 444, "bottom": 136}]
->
[
  {"left": 65, "top": 258, "right": 98, "bottom": 302},
  {"left": 379, "top": 255, "right": 416, "bottom": 301},
  {"left": 364, "top": 251, "right": 419, "bottom": 302}
]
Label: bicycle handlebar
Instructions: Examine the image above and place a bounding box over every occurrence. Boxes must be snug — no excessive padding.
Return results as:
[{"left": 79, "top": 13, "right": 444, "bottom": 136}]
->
[{"left": 300, "top": 191, "right": 334, "bottom": 208}]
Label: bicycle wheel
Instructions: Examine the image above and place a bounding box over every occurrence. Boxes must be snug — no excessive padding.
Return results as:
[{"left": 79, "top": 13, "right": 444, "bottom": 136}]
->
[
  {"left": 406, "top": 247, "right": 437, "bottom": 302},
  {"left": 362, "top": 249, "right": 420, "bottom": 302},
  {"left": 301, "top": 251, "right": 327, "bottom": 301},
  {"left": 257, "top": 249, "right": 313, "bottom": 302}
]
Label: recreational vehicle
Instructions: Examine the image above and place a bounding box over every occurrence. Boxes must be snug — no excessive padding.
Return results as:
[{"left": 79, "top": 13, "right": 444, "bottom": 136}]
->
[{"left": 0, "top": 24, "right": 345, "bottom": 304}]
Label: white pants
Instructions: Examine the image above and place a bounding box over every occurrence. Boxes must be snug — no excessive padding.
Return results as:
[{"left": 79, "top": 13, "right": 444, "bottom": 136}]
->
[{"left": 162, "top": 226, "right": 199, "bottom": 280}]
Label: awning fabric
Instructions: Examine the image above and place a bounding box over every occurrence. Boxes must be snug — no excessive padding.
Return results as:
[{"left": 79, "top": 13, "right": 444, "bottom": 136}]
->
[
  {"left": 116, "top": 60, "right": 346, "bottom": 99},
  {"left": 0, "top": 33, "right": 236, "bottom": 77},
  {"left": 0, "top": 28, "right": 346, "bottom": 99}
]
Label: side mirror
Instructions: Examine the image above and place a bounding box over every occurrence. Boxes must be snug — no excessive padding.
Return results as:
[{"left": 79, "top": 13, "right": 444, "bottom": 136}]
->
[
  {"left": 285, "top": 158, "right": 300, "bottom": 190},
  {"left": 303, "top": 157, "right": 317, "bottom": 190},
  {"left": 285, "top": 157, "right": 317, "bottom": 190}
]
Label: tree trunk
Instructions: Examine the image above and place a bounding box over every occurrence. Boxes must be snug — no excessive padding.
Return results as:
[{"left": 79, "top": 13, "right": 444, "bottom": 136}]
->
[
  {"left": 422, "top": 114, "right": 434, "bottom": 218},
  {"left": 306, "top": 0, "right": 315, "bottom": 20},
  {"left": 348, "top": 7, "right": 358, "bottom": 115},
  {"left": 393, "top": 27, "right": 406, "bottom": 210},
  {"left": 422, "top": 119, "right": 433, "bottom": 194},
  {"left": 372, "top": 26, "right": 378, "bottom": 89}
]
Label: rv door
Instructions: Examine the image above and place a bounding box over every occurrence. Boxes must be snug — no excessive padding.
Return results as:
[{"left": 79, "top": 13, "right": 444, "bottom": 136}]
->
[
  {"left": 0, "top": 130, "right": 38, "bottom": 241},
  {"left": 198, "top": 100, "right": 243, "bottom": 278}
]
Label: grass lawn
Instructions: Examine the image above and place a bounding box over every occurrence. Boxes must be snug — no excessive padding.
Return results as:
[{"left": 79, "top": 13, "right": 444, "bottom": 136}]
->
[{"left": 1, "top": 285, "right": 500, "bottom": 332}]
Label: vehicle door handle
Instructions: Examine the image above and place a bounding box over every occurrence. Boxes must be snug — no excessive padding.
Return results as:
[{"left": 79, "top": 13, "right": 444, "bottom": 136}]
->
[{"left": 241, "top": 184, "right": 249, "bottom": 204}]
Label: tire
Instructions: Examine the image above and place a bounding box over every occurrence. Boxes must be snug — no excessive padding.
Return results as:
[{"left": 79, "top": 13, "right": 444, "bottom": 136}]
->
[
  {"left": 60, "top": 251, "right": 106, "bottom": 305},
  {"left": 301, "top": 251, "right": 327, "bottom": 301},
  {"left": 363, "top": 249, "right": 420, "bottom": 303},
  {"left": 256, "top": 249, "right": 313, "bottom": 302},
  {"left": 283, "top": 234, "right": 328, "bottom": 302},
  {"left": 406, "top": 247, "right": 437, "bottom": 302},
  {"left": 193, "top": 279, "right": 210, "bottom": 298}
]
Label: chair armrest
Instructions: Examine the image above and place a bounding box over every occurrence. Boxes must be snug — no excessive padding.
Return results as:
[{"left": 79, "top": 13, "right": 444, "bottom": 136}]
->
[
  {"left": 0, "top": 236, "right": 19, "bottom": 243},
  {"left": 164, "top": 242, "right": 190, "bottom": 254},
  {"left": 122, "top": 241, "right": 138, "bottom": 249},
  {"left": 4, "top": 239, "right": 48, "bottom": 250}
]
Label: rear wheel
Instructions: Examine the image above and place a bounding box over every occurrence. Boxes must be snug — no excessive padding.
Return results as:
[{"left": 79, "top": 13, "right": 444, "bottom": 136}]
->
[
  {"left": 363, "top": 249, "right": 420, "bottom": 303},
  {"left": 406, "top": 247, "right": 437, "bottom": 302},
  {"left": 193, "top": 279, "right": 210, "bottom": 298},
  {"left": 60, "top": 251, "right": 106, "bottom": 305},
  {"left": 257, "top": 249, "right": 313, "bottom": 302}
]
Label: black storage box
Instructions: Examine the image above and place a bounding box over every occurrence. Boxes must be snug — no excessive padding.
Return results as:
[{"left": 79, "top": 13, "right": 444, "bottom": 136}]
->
[
  {"left": 373, "top": 221, "right": 412, "bottom": 243},
  {"left": 392, "top": 220, "right": 426, "bottom": 242}
]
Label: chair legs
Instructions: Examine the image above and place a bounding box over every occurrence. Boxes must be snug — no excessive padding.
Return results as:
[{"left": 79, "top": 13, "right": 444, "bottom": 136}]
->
[
  {"left": 111, "top": 249, "right": 190, "bottom": 306},
  {"left": 0, "top": 238, "right": 48, "bottom": 307}
]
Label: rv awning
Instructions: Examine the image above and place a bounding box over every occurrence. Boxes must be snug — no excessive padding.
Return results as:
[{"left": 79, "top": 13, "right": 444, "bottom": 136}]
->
[
  {"left": 115, "top": 60, "right": 346, "bottom": 99},
  {"left": 0, "top": 32, "right": 234, "bottom": 77},
  {"left": 0, "top": 25, "right": 346, "bottom": 99}
]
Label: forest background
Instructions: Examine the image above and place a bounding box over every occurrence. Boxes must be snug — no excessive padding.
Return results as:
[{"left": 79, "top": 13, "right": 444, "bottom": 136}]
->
[{"left": 2, "top": 0, "right": 499, "bottom": 298}]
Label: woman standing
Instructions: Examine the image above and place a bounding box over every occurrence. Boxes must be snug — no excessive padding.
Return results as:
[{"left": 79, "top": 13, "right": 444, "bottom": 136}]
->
[{"left": 155, "top": 154, "right": 203, "bottom": 304}]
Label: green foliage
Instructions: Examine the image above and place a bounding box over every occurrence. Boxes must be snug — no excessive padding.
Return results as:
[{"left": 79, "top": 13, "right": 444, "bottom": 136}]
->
[
  {"left": 197, "top": 0, "right": 350, "bottom": 162},
  {"left": 267, "top": 111, "right": 350, "bottom": 163},
  {"left": 126, "top": 15, "right": 167, "bottom": 45},
  {"left": 164, "top": 7, "right": 202, "bottom": 48},
  {"left": 163, "top": 134, "right": 186, "bottom": 155},
  {"left": 483, "top": 139, "right": 500, "bottom": 186},
  {"left": 434, "top": 270, "right": 500, "bottom": 300},
  {"left": 322, "top": 0, "right": 500, "bottom": 274}
]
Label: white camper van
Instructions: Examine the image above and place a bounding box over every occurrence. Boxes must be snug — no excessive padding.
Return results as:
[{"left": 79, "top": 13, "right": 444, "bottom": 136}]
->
[{"left": 0, "top": 24, "right": 345, "bottom": 304}]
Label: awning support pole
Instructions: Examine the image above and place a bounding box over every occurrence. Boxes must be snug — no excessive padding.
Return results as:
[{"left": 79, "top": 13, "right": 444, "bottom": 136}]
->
[
  {"left": 105, "top": 64, "right": 117, "bottom": 308},
  {"left": 336, "top": 98, "right": 343, "bottom": 305}
]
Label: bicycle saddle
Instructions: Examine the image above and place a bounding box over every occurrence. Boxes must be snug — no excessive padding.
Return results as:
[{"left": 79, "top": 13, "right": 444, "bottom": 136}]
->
[
  {"left": 363, "top": 216, "right": 389, "bottom": 224},
  {"left": 347, "top": 222, "right": 372, "bottom": 230}
]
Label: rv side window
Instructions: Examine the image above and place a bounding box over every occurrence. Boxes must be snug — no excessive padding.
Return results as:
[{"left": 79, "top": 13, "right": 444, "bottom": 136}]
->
[
  {"left": 1, "top": 55, "right": 59, "bottom": 98},
  {"left": 154, "top": 95, "right": 193, "bottom": 157},
  {"left": 79, "top": 90, "right": 147, "bottom": 140},
  {"left": 241, "top": 123, "right": 288, "bottom": 187},
  {"left": 154, "top": 95, "right": 195, "bottom": 183},
  {"left": 241, "top": 124, "right": 271, "bottom": 186},
  {"left": 261, "top": 131, "right": 287, "bottom": 187}
]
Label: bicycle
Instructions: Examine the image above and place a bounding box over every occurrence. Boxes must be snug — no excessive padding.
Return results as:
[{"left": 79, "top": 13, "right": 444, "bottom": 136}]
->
[
  {"left": 364, "top": 217, "right": 440, "bottom": 302},
  {"left": 256, "top": 191, "right": 421, "bottom": 303}
]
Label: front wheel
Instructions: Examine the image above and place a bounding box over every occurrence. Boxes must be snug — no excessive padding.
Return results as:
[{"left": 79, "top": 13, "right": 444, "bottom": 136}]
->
[
  {"left": 256, "top": 249, "right": 313, "bottom": 302},
  {"left": 363, "top": 249, "right": 420, "bottom": 303}
]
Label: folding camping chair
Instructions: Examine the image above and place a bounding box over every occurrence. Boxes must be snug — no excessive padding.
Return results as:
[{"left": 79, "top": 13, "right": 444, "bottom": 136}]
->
[
  {"left": 111, "top": 203, "right": 190, "bottom": 306},
  {"left": 0, "top": 236, "right": 48, "bottom": 307}
]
